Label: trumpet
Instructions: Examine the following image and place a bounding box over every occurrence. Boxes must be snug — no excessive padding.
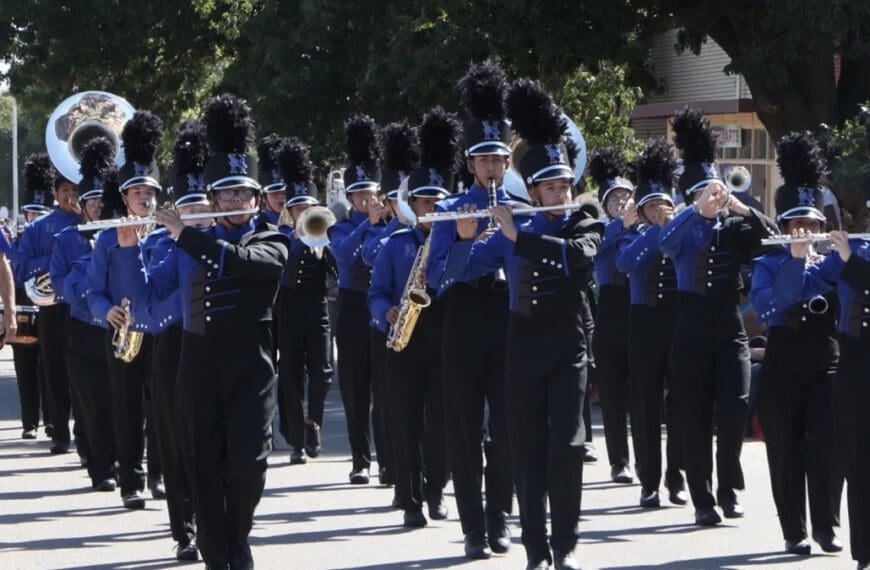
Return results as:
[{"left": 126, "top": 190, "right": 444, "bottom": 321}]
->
[
  {"left": 417, "top": 202, "right": 587, "bottom": 224},
  {"left": 761, "top": 233, "right": 870, "bottom": 247},
  {"left": 76, "top": 208, "right": 260, "bottom": 231},
  {"left": 295, "top": 206, "right": 337, "bottom": 248},
  {"left": 725, "top": 166, "right": 751, "bottom": 193}
]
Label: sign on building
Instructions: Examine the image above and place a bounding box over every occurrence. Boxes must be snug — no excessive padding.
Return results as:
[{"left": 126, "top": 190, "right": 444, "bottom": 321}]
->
[{"left": 712, "top": 125, "right": 742, "bottom": 148}]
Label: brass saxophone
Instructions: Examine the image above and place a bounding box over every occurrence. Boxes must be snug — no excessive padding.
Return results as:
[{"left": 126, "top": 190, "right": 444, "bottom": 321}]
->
[
  {"left": 386, "top": 234, "right": 432, "bottom": 352},
  {"left": 112, "top": 297, "right": 144, "bottom": 363}
]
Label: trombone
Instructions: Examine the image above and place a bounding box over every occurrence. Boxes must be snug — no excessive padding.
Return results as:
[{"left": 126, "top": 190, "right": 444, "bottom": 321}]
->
[{"left": 76, "top": 208, "right": 261, "bottom": 231}]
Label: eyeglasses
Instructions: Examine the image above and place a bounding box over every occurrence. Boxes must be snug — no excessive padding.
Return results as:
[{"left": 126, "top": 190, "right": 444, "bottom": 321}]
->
[{"left": 216, "top": 188, "right": 255, "bottom": 201}]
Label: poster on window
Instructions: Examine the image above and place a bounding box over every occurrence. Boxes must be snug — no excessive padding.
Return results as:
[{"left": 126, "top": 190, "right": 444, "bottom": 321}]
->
[{"left": 712, "top": 125, "right": 742, "bottom": 148}]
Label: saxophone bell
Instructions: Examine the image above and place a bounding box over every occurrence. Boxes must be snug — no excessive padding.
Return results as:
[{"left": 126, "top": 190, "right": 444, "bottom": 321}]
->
[{"left": 112, "top": 297, "right": 145, "bottom": 362}]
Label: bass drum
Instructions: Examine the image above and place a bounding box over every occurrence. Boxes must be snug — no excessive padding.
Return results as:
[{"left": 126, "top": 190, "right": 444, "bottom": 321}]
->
[{"left": 0, "top": 295, "right": 39, "bottom": 345}]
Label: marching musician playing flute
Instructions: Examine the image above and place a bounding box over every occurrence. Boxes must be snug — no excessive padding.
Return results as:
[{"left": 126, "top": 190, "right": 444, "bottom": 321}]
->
[{"left": 445, "top": 79, "right": 601, "bottom": 570}]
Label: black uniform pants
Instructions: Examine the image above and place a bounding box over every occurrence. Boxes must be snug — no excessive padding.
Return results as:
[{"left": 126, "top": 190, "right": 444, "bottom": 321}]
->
[
  {"left": 66, "top": 319, "right": 115, "bottom": 486},
  {"left": 757, "top": 328, "right": 839, "bottom": 542},
  {"left": 151, "top": 326, "right": 195, "bottom": 546},
  {"left": 835, "top": 333, "right": 870, "bottom": 563},
  {"left": 370, "top": 328, "right": 394, "bottom": 482},
  {"left": 670, "top": 296, "right": 748, "bottom": 510},
  {"left": 104, "top": 330, "right": 152, "bottom": 496},
  {"left": 592, "top": 286, "right": 631, "bottom": 470},
  {"left": 335, "top": 289, "right": 373, "bottom": 471},
  {"left": 442, "top": 284, "right": 513, "bottom": 538},
  {"left": 277, "top": 289, "right": 332, "bottom": 451},
  {"left": 40, "top": 304, "right": 76, "bottom": 445},
  {"left": 12, "top": 343, "right": 43, "bottom": 432},
  {"left": 177, "top": 326, "right": 274, "bottom": 566},
  {"left": 385, "top": 308, "right": 447, "bottom": 512},
  {"left": 628, "top": 305, "right": 685, "bottom": 492},
  {"left": 506, "top": 312, "right": 585, "bottom": 561}
]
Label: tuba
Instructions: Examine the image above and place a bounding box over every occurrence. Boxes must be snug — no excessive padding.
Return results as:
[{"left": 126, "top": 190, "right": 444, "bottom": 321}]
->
[
  {"left": 296, "top": 206, "right": 337, "bottom": 248},
  {"left": 46, "top": 91, "right": 135, "bottom": 184},
  {"left": 386, "top": 234, "right": 432, "bottom": 352},
  {"left": 24, "top": 273, "right": 56, "bottom": 307},
  {"left": 112, "top": 298, "right": 144, "bottom": 363}
]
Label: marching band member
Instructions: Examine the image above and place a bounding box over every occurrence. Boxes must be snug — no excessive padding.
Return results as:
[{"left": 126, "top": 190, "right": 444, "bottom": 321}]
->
[
  {"left": 87, "top": 110, "right": 164, "bottom": 509},
  {"left": 363, "top": 121, "right": 417, "bottom": 487},
  {"left": 13, "top": 153, "right": 81, "bottom": 455},
  {"left": 50, "top": 139, "right": 116, "bottom": 492},
  {"left": 273, "top": 137, "right": 336, "bottom": 465},
  {"left": 328, "top": 114, "right": 388, "bottom": 485},
  {"left": 660, "top": 107, "right": 776, "bottom": 526},
  {"left": 444, "top": 78, "right": 602, "bottom": 570},
  {"left": 8, "top": 157, "right": 53, "bottom": 440},
  {"left": 140, "top": 118, "right": 214, "bottom": 561},
  {"left": 256, "top": 134, "right": 287, "bottom": 226},
  {"left": 750, "top": 132, "right": 841, "bottom": 556},
  {"left": 369, "top": 108, "right": 456, "bottom": 528},
  {"left": 589, "top": 148, "right": 635, "bottom": 485},
  {"left": 613, "top": 140, "right": 687, "bottom": 508},
  {"left": 115, "top": 93, "right": 289, "bottom": 569},
  {"left": 426, "top": 60, "right": 514, "bottom": 560}
]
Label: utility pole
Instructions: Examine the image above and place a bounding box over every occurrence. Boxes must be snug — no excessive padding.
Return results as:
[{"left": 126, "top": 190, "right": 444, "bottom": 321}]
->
[{"left": 11, "top": 97, "right": 18, "bottom": 218}]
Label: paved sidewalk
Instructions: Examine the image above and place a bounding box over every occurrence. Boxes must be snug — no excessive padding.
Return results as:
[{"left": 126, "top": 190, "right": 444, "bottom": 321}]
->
[{"left": 0, "top": 345, "right": 853, "bottom": 569}]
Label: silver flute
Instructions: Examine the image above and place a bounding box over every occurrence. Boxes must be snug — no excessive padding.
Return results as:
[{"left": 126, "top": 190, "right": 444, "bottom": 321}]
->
[
  {"left": 417, "top": 203, "right": 586, "bottom": 224},
  {"left": 761, "top": 233, "right": 870, "bottom": 246},
  {"left": 76, "top": 208, "right": 261, "bottom": 231}
]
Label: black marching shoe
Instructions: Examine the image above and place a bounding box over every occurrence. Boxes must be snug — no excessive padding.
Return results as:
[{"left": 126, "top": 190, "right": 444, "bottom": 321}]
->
[
  {"left": 94, "top": 478, "right": 117, "bottom": 492},
  {"left": 553, "top": 550, "right": 581, "bottom": 570},
  {"left": 427, "top": 495, "right": 448, "bottom": 520},
  {"left": 526, "top": 557, "right": 551, "bottom": 569},
  {"left": 122, "top": 490, "right": 147, "bottom": 510},
  {"left": 148, "top": 475, "right": 167, "bottom": 499},
  {"left": 858, "top": 562, "right": 870, "bottom": 570},
  {"left": 667, "top": 486, "right": 689, "bottom": 506},
  {"left": 720, "top": 501, "right": 744, "bottom": 519},
  {"left": 639, "top": 488, "right": 660, "bottom": 508},
  {"left": 581, "top": 443, "right": 598, "bottom": 463},
  {"left": 50, "top": 441, "right": 70, "bottom": 454},
  {"left": 349, "top": 468, "right": 370, "bottom": 485},
  {"left": 784, "top": 539, "right": 811, "bottom": 555},
  {"left": 304, "top": 420, "right": 321, "bottom": 458},
  {"left": 378, "top": 466, "right": 393, "bottom": 486},
  {"left": 694, "top": 507, "right": 722, "bottom": 526},
  {"left": 610, "top": 465, "right": 633, "bottom": 484},
  {"left": 486, "top": 513, "right": 511, "bottom": 554},
  {"left": 22, "top": 429, "right": 37, "bottom": 440},
  {"left": 290, "top": 448, "right": 308, "bottom": 465},
  {"left": 177, "top": 542, "right": 199, "bottom": 561},
  {"left": 403, "top": 509, "right": 427, "bottom": 528},
  {"left": 812, "top": 530, "right": 843, "bottom": 553},
  {"left": 463, "top": 534, "right": 492, "bottom": 560}
]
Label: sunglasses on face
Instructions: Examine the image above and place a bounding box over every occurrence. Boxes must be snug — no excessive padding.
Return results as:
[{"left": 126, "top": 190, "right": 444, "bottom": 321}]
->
[{"left": 216, "top": 188, "right": 255, "bottom": 201}]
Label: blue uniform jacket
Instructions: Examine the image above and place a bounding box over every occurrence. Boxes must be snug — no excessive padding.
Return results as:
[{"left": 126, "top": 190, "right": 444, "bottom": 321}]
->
[
  {"left": 328, "top": 210, "right": 380, "bottom": 291},
  {"left": 659, "top": 205, "right": 772, "bottom": 298},
  {"left": 776, "top": 240, "right": 870, "bottom": 337},
  {"left": 13, "top": 209, "right": 80, "bottom": 284},
  {"left": 440, "top": 212, "right": 601, "bottom": 316},
  {"left": 426, "top": 183, "right": 510, "bottom": 296},
  {"left": 368, "top": 226, "right": 427, "bottom": 333},
  {"left": 63, "top": 253, "right": 105, "bottom": 327},
  {"left": 114, "top": 219, "right": 290, "bottom": 336},
  {"left": 50, "top": 226, "right": 95, "bottom": 305},
  {"left": 615, "top": 224, "right": 677, "bottom": 306},
  {"left": 362, "top": 217, "right": 404, "bottom": 267},
  {"left": 594, "top": 218, "right": 630, "bottom": 289}
]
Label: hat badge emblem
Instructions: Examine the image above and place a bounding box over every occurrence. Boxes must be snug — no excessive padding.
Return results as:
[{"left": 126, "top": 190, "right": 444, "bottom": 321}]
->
[{"left": 228, "top": 154, "right": 248, "bottom": 175}]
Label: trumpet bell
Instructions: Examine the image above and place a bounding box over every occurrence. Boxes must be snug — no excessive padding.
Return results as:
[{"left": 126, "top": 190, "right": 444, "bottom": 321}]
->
[
  {"left": 726, "top": 165, "right": 752, "bottom": 193},
  {"left": 46, "top": 91, "right": 136, "bottom": 184},
  {"left": 296, "top": 206, "right": 336, "bottom": 248}
]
